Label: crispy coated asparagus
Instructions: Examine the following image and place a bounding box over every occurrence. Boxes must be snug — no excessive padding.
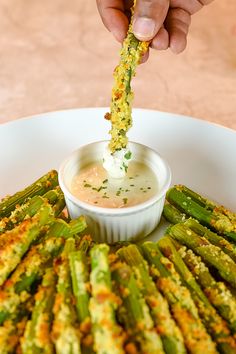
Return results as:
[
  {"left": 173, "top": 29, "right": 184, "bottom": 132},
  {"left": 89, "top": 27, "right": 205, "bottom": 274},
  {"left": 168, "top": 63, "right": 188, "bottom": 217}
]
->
[
  {"left": 141, "top": 241, "right": 217, "bottom": 354},
  {"left": 184, "top": 218, "right": 236, "bottom": 262},
  {"left": 69, "top": 237, "right": 91, "bottom": 323},
  {"left": 176, "top": 243, "right": 236, "bottom": 334},
  {"left": 0, "top": 187, "right": 64, "bottom": 234},
  {"left": 107, "top": 1, "right": 149, "bottom": 152},
  {"left": 52, "top": 238, "right": 81, "bottom": 354},
  {"left": 158, "top": 236, "right": 236, "bottom": 353},
  {"left": 0, "top": 203, "right": 54, "bottom": 286},
  {"left": 169, "top": 223, "right": 236, "bottom": 288},
  {"left": 90, "top": 244, "right": 125, "bottom": 354},
  {"left": 163, "top": 202, "right": 188, "bottom": 224},
  {"left": 0, "top": 216, "right": 85, "bottom": 326},
  {"left": 166, "top": 185, "right": 236, "bottom": 242},
  {"left": 0, "top": 317, "right": 28, "bottom": 354},
  {"left": 164, "top": 203, "right": 236, "bottom": 262},
  {"left": 117, "top": 244, "right": 186, "bottom": 354},
  {"left": 112, "top": 259, "right": 164, "bottom": 354},
  {"left": 69, "top": 236, "right": 94, "bottom": 352},
  {"left": 0, "top": 235, "right": 64, "bottom": 326},
  {"left": 21, "top": 268, "right": 56, "bottom": 354},
  {"left": 0, "top": 170, "right": 58, "bottom": 218}
]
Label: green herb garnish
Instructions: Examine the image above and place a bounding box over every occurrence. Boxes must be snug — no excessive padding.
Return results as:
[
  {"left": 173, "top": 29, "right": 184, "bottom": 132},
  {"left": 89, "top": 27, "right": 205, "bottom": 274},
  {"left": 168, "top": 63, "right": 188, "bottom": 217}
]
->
[
  {"left": 124, "top": 151, "right": 132, "bottom": 160},
  {"left": 123, "top": 198, "right": 128, "bottom": 205}
]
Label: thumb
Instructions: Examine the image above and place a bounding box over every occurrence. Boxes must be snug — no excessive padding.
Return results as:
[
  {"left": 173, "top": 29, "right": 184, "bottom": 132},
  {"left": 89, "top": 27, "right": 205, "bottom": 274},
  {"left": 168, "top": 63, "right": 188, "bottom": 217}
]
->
[{"left": 133, "top": 0, "right": 169, "bottom": 41}]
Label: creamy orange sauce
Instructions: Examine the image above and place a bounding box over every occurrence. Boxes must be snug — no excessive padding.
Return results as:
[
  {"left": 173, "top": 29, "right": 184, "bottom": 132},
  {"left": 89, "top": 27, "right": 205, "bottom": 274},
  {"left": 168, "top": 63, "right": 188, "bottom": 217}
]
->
[{"left": 70, "top": 161, "right": 158, "bottom": 208}]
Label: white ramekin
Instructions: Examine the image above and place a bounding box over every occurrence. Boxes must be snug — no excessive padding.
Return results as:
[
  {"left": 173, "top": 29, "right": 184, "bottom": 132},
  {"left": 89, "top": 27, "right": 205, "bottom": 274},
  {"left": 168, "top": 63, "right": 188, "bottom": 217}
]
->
[{"left": 59, "top": 141, "right": 171, "bottom": 243}]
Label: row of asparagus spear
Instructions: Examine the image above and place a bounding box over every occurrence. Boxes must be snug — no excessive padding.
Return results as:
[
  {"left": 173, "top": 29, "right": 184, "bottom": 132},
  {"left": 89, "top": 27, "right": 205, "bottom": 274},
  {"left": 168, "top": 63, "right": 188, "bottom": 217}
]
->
[{"left": 0, "top": 171, "right": 235, "bottom": 353}]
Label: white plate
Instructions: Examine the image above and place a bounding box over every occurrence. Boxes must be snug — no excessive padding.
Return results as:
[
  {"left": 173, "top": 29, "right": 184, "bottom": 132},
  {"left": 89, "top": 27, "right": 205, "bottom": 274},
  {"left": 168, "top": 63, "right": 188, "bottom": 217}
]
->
[{"left": 1, "top": 108, "right": 235, "bottom": 239}]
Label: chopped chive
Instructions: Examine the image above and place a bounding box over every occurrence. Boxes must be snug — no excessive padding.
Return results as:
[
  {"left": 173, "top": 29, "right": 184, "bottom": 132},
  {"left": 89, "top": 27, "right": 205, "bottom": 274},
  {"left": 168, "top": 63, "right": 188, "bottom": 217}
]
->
[
  {"left": 148, "top": 187, "right": 151, "bottom": 189},
  {"left": 129, "top": 177, "right": 134, "bottom": 180},
  {"left": 102, "top": 195, "right": 109, "bottom": 199},
  {"left": 125, "top": 189, "right": 130, "bottom": 192},
  {"left": 116, "top": 191, "right": 121, "bottom": 196},
  {"left": 130, "top": 184, "right": 135, "bottom": 187},
  {"left": 84, "top": 183, "right": 92, "bottom": 188},
  {"left": 102, "top": 179, "right": 108, "bottom": 184},
  {"left": 124, "top": 151, "right": 132, "bottom": 160},
  {"left": 123, "top": 198, "right": 128, "bottom": 205}
]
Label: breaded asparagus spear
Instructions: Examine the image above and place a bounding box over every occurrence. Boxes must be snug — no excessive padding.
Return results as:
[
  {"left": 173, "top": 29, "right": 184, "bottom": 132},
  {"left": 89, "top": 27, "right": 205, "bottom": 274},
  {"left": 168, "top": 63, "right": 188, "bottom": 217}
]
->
[
  {"left": 0, "top": 203, "right": 54, "bottom": 286},
  {"left": 69, "top": 237, "right": 91, "bottom": 322},
  {"left": 21, "top": 267, "right": 57, "bottom": 354},
  {"left": 141, "top": 241, "right": 217, "bottom": 354},
  {"left": 176, "top": 243, "right": 236, "bottom": 334},
  {"left": 0, "top": 316, "right": 28, "bottom": 354},
  {"left": 117, "top": 244, "right": 186, "bottom": 354},
  {"left": 158, "top": 236, "right": 236, "bottom": 353},
  {"left": 166, "top": 185, "right": 236, "bottom": 242},
  {"left": 163, "top": 202, "right": 188, "bottom": 224},
  {"left": 169, "top": 223, "right": 236, "bottom": 288},
  {"left": 112, "top": 258, "right": 164, "bottom": 354},
  {"left": 184, "top": 218, "right": 236, "bottom": 262},
  {"left": 69, "top": 236, "right": 94, "bottom": 352},
  {"left": 107, "top": 1, "right": 149, "bottom": 152},
  {"left": 0, "top": 235, "right": 64, "bottom": 327},
  {"left": 52, "top": 238, "right": 81, "bottom": 354},
  {"left": 0, "top": 216, "right": 86, "bottom": 326},
  {"left": 0, "top": 170, "right": 58, "bottom": 218},
  {"left": 164, "top": 203, "right": 236, "bottom": 262},
  {"left": 89, "top": 244, "right": 125, "bottom": 354},
  {"left": 0, "top": 187, "right": 64, "bottom": 234}
]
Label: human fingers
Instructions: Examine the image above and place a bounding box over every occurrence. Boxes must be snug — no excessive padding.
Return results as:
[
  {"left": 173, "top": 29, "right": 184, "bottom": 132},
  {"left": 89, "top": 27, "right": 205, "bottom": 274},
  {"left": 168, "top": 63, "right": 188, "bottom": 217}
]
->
[
  {"left": 164, "top": 8, "right": 191, "bottom": 53},
  {"left": 140, "top": 49, "right": 150, "bottom": 63},
  {"left": 170, "top": 0, "right": 214, "bottom": 15},
  {"left": 132, "top": 0, "right": 170, "bottom": 41},
  {"left": 96, "top": 0, "right": 130, "bottom": 42},
  {"left": 151, "top": 26, "right": 169, "bottom": 50}
]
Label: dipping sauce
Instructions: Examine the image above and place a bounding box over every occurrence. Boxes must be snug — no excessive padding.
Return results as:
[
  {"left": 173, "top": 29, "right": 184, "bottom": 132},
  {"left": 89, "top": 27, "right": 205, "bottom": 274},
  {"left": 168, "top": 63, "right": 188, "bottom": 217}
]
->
[{"left": 70, "top": 161, "right": 158, "bottom": 208}]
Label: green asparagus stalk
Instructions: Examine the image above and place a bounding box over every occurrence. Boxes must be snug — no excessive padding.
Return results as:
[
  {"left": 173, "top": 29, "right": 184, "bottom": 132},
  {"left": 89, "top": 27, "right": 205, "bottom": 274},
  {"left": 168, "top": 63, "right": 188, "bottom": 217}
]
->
[
  {"left": 166, "top": 185, "right": 236, "bottom": 242},
  {"left": 163, "top": 202, "right": 188, "bottom": 224},
  {"left": 0, "top": 170, "right": 58, "bottom": 218},
  {"left": 52, "top": 238, "right": 81, "bottom": 354},
  {"left": 0, "top": 203, "right": 54, "bottom": 286},
  {"left": 21, "top": 267, "right": 57, "bottom": 354},
  {"left": 184, "top": 218, "right": 236, "bottom": 262},
  {"left": 46, "top": 215, "right": 86, "bottom": 239},
  {"left": 112, "top": 259, "right": 164, "bottom": 354},
  {"left": 164, "top": 203, "right": 236, "bottom": 262},
  {"left": 117, "top": 244, "right": 186, "bottom": 354},
  {"left": 0, "top": 235, "right": 64, "bottom": 326},
  {"left": 141, "top": 241, "right": 217, "bottom": 354},
  {"left": 0, "top": 316, "right": 28, "bottom": 354},
  {"left": 69, "top": 236, "right": 95, "bottom": 353},
  {"left": 0, "top": 187, "right": 64, "bottom": 234},
  {"left": 0, "top": 215, "right": 85, "bottom": 326},
  {"left": 169, "top": 223, "right": 236, "bottom": 288},
  {"left": 107, "top": 1, "right": 149, "bottom": 152},
  {"left": 69, "top": 237, "right": 91, "bottom": 323},
  {"left": 89, "top": 244, "right": 125, "bottom": 354},
  {"left": 158, "top": 236, "right": 236, "bottom": 353},
  {"left": 176, "top": 243, "right": 236, "bottom": 334}
]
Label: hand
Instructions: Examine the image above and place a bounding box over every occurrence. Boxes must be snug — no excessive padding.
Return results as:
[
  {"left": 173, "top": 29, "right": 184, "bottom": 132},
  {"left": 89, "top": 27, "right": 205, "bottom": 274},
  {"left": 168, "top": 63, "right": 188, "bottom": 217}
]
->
[{"left": 96, "top": 0, "right": 214, "bottom": 55}]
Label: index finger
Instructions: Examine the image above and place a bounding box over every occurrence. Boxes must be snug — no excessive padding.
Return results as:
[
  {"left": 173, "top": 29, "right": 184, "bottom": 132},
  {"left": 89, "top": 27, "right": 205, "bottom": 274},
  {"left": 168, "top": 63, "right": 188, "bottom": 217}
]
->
[{"left": 96, "top": 0, "right": 131, "bottom": 42}]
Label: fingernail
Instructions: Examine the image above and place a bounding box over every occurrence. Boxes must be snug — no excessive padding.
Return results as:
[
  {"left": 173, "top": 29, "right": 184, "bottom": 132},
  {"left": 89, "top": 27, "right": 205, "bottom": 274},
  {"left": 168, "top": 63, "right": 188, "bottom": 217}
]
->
[{"left": 133, "top": 17, "right": 156, "bottom": 40}]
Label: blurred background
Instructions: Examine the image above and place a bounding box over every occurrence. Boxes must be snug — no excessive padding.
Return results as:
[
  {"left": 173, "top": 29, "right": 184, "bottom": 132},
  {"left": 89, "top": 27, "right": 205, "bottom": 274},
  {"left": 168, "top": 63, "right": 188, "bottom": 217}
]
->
[{"left": 0, "top": 0, "right": 235, "bottom": 129}]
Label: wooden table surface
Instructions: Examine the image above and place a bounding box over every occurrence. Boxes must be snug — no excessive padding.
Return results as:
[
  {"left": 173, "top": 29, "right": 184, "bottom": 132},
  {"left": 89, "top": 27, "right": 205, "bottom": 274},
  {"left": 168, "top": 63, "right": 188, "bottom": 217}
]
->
[{"left": 0, "top": 0, "right": 235, "bottom": 130}]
